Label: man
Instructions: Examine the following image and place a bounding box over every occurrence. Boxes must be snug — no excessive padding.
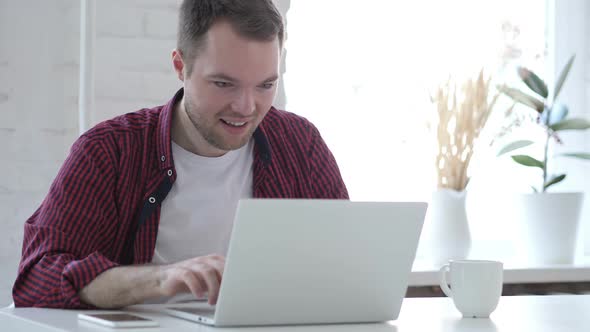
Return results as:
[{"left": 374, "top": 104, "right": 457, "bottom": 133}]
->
[{"left": 13, "top": 0, "right": 348, "bottom": 309}]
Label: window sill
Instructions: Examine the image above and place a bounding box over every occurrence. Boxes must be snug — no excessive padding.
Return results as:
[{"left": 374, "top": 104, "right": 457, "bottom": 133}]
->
[{"left": 410, "top": 257, "right": 590, "bottom": 286}]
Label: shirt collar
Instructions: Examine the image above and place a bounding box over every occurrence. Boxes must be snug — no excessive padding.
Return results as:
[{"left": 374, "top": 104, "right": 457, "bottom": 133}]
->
[{"left": 156, "top": 88, "right": 272, "bottom": 171}]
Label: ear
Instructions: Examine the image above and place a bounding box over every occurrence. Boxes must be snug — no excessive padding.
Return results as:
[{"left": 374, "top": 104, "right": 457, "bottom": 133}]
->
[{"left": 172, "top": 49, "right": 185, "bottom": 81}]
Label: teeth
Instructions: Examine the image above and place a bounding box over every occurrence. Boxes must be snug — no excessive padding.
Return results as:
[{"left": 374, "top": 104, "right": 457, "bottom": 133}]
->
[{"left": 223, "top": 119, "right": 246, "bottom": 127}]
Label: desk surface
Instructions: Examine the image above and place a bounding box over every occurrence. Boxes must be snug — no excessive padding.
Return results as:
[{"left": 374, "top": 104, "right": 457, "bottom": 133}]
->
[{"left": 2, "top": 295, "right": 590, "bottom": 331}]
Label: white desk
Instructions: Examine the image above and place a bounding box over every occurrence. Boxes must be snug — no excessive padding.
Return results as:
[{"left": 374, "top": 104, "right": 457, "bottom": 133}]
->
[{"left": 2, "top": 295, "right": 590, "bottom": 331}]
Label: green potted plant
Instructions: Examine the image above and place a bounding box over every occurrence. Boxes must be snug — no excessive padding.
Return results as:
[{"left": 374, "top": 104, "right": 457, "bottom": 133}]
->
[{"left": 497, "top": 55, "right": 589, "bottom": 264}]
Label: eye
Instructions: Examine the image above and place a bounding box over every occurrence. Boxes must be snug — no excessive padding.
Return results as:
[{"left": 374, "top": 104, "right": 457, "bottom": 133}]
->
[
  {"left": 214, "top": 81, "right": 232, "bottom": 88},
  {"left": 260, "top": 82, "right": 275, "bottom": 90}
]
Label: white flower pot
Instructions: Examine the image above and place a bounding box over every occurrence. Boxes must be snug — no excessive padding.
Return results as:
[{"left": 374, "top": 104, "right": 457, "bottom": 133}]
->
[
  {"left": 424, "top": 189, "right": 471, "bottom": 265},
  {"left": 512, "top": 192, "right": 584, "bottom": 265}
]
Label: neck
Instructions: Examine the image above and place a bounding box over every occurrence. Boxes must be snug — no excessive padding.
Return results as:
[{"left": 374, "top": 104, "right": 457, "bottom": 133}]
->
[{"left": 170, "top": 97, "right": 227, "bottom": 157}]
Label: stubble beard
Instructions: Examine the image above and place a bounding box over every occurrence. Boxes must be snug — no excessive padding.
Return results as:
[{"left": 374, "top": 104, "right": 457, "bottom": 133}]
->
[{"left": 183, "top": 98, "right": 254, "bottom": 152}]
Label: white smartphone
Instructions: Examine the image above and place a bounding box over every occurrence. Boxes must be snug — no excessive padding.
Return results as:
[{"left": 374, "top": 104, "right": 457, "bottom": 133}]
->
[{"left": 78, "top": 312, "right": 159, "bottom": 328}]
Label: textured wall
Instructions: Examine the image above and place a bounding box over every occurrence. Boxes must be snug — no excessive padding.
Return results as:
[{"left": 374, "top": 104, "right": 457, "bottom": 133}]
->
[
  {"left": 0, "top": 0, "right": 80, "bottom": 306},
  {"left": 92, "top": 0, "right": 181, "bottom": 126}
]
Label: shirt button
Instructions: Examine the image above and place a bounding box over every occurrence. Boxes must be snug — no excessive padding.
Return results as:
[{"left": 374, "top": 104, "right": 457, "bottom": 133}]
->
[
  {"left": 161, "top": 155, "right": 166, "bottom": 162},
  {"left": 167, "top": 170, "right": 173, "bottom": 176},
  {"left": 148, "top": 197, "right": 156, "bottom": 204}
]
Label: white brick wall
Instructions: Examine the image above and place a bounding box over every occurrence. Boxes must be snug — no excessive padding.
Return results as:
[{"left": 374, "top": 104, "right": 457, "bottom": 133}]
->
[
  {"left": 92, "top": 0, "right": 182, "bottom": 125},
  {"left": 0, "top": 0, "right": 80, "bottom": 305}
]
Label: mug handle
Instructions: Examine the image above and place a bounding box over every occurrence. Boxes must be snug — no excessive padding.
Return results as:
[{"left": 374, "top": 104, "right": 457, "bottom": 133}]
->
[{"left": 439, "top": 264, "right": 453, "bottom": 298}]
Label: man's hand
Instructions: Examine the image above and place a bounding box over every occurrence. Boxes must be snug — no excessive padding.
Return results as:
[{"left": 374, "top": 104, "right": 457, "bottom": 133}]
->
[
  {"left": 160, "top": 254, "right": 225, "bottom": 305},
  {"left": 79, "top": 254, "right": 226, "bottom": 308}
]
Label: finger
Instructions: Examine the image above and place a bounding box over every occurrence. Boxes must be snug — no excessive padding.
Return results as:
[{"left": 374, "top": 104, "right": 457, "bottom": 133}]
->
[
  {"left": 197, "top": 255, "right": 225, "bottom": 279},
  {"left": 200, "top": 267, "right": 221, "bottom": 305},
  {"left": 180, "top": 270, "right": 207, "bottom": 299},
  {"left": 161, "top": 267, "right": 193, "bottom": 296},
  {"left": 210, "top": 259, "right": 225, "bottom": 278},
  {"left": 208, "top": 255, "right": 226, "bottom": 275}
]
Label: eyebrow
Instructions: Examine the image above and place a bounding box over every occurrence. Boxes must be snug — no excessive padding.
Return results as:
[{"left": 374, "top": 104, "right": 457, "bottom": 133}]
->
[
  {"left": 262, "top": 75, "right": 279, "bottom": 83},
  {"left": 207, "top": 73, "right": 279, "bottom": 84}
]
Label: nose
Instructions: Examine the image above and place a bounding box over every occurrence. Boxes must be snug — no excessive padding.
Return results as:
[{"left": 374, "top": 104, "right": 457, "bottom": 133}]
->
[{"left": 231, "top": 89, "right": 256, "bottom": 116}]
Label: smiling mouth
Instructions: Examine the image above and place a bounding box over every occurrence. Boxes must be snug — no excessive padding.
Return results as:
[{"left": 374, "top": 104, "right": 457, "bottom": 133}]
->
[{"left": 221, "top": 119, "right": 247, "bottom": 127}]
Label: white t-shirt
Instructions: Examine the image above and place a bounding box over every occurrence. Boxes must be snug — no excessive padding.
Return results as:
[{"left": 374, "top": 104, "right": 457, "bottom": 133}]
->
[
  {"left": 153, "top": 139, "right": 254, "bottom": 264},
  {"left": 148, "top": 139, "right": 254, "bottom": 303}
]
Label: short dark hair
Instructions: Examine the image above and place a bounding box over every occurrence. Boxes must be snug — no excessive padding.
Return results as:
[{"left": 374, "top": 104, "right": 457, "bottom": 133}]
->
[{"left": 178, "top": 0, "right": 284, "bottom": 74}]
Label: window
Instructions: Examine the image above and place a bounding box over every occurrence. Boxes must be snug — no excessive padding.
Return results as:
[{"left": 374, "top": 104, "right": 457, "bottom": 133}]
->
[
  {"left": 285, "top": 0, "right": 546, "bottom": 200},
  {"left": 284, "top": 0, "right": 548, "bottom": 261}
]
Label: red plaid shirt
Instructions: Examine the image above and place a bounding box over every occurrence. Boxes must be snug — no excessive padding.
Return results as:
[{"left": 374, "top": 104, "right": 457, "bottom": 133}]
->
[{"left": 13, "top": 89, "right": 348, "bottom": 308}]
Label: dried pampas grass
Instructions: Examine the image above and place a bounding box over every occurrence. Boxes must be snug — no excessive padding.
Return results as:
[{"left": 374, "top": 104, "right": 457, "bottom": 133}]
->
[{"left": 432, "top": 71, "right": 499, "bottom": 191}]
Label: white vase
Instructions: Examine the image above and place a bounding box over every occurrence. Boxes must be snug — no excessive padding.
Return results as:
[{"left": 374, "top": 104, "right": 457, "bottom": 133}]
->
[
  {"left": 512, "top": 192, "right": 584, "bottom": 265},
  {"left": 424, "top": 189, "right": 471, "bottom": 266}
]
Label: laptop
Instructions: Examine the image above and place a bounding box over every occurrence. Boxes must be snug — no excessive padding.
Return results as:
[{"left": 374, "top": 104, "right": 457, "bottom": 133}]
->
[{"left": 163, "top": 199, "right": 427, "bottom": 327}]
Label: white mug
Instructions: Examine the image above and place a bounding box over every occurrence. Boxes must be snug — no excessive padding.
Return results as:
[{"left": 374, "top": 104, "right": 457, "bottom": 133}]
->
[{"left": 439, "top": 260, "right": 503, "bottom": 318}]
